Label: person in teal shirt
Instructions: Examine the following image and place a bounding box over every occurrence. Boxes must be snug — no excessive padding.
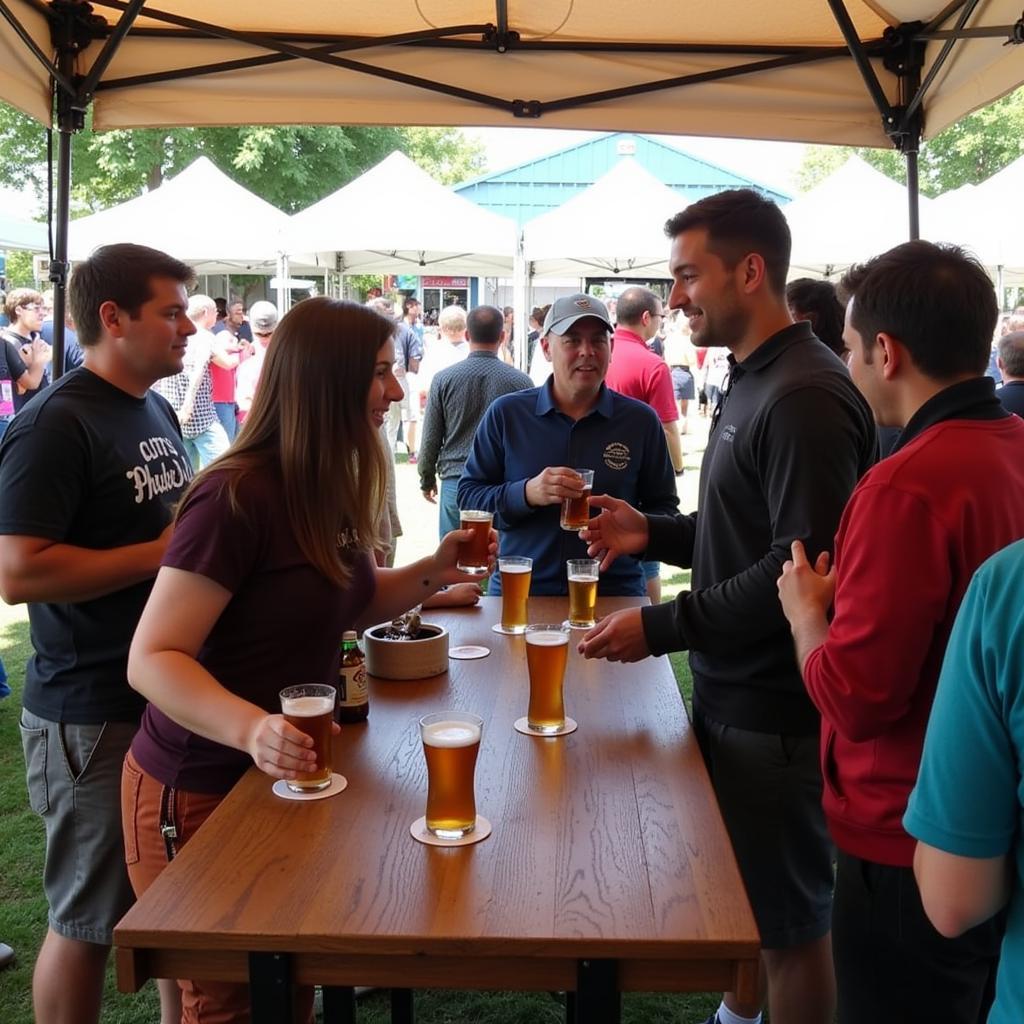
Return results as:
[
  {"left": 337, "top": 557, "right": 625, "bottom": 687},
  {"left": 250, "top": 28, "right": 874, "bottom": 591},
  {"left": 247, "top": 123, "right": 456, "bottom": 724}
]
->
[{"left": 904, "top": 538, "right": 1024, "bottom": 1024}]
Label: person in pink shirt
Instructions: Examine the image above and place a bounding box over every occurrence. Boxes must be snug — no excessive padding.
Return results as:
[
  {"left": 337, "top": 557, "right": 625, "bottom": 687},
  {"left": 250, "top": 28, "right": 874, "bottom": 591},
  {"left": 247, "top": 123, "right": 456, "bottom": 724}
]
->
[{"left": 605, "top": 286, "right": 682, "bottom": 601}]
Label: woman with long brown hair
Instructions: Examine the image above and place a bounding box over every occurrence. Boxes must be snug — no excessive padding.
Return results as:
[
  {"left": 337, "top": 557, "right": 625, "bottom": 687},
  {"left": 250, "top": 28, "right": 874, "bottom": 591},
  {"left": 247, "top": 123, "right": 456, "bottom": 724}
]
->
[{"left": 121, "top": 297, "right": 493, "bottom": 1023}]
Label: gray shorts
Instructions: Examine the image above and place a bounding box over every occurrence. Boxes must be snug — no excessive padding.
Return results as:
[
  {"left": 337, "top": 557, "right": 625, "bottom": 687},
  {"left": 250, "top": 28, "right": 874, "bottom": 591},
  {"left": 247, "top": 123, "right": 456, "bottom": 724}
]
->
[
  {"left": 20, "top": 709, "right": 138, "bottom": 945},
  {"left": 693, "top": 706, "right": 834, "bottom": 950}
]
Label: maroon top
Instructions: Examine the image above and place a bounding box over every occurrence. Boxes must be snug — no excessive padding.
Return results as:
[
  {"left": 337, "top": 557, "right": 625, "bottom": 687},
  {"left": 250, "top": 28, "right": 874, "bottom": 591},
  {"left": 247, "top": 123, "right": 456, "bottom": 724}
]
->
[{"left": 131, "top": 467, "right": 376, "bottom": 794}]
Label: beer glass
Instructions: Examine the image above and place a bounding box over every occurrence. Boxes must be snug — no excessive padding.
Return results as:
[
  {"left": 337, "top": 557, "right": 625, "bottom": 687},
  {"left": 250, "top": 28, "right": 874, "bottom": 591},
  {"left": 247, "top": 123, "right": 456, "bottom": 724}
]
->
[
  {"left": 457, "top": 509, "right": 493, "bottom": 574},
  {"left": 420, "top": 712, "right": 483, "bottom": 839},
  {"left": 279, "top": 684, "right": 336, "bottom": 792},
  {"left": 560, "top": 469, "right": 594, "bottom": 531},
  {"left": 498, "top": 556, "right": 532, "bottom": 633},
  {"left": 567, "top": 558, "right": 600, "bottom": 629},
  {"left": 525, "top": 624, "right": 570, "bottom": 733}
]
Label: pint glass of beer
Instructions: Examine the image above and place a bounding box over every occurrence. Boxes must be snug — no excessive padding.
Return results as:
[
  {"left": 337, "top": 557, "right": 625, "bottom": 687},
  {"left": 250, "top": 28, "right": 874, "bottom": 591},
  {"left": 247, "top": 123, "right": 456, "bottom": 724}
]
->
[
  {"left": 567, "top": 559, "right": 600, "bottom": 629},
  {"left": 525, "top": 624, "right": 570, "bottom": 733},
  {"left": 560, "top": 469, "right": 594, "bottom": 531},
  {"left": 279, "top": 684, "right": 336, "bottom": 792},
  {"left": 420, "top": 712, "right": 483, "bottom": 839},
  {"left": 457, "top": 509, "right": 493, "bottom": 575},
  {"left": 498, "top": 556, "right": 532, "bottom": 633}
]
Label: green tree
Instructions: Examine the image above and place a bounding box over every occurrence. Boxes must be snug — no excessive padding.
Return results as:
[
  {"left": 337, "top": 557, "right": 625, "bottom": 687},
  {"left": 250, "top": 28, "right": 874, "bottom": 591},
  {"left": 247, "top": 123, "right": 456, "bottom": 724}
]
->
[
  {"left": 0, "top": 103, "right": 486, "bottom": 214},
  {"left": 796, "top": 85, "right": 1024, "bottom": 196}
]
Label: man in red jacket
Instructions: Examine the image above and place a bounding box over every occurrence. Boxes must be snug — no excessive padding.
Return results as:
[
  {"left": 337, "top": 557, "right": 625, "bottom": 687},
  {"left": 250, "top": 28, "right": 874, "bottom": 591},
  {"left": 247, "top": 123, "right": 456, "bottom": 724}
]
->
[{"left": 778, "top": 240, "right": 1024, "bottom": 1023}]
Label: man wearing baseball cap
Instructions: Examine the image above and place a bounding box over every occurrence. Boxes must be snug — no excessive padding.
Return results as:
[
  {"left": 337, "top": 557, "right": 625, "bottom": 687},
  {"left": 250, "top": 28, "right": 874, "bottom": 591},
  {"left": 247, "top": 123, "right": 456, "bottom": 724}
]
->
[
  {"left": 459, "top": 293, "right": 677, "bottom": 596},
  {"left": 235, "top": 300, "right": 278, "bottom": 423}
]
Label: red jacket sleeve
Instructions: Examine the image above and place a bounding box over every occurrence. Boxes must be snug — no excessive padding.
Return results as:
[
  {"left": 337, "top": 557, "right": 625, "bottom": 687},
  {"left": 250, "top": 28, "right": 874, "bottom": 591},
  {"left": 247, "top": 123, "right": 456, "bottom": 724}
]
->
[{"left": 803, "top": 481, "right": 953, "bottom": 743}]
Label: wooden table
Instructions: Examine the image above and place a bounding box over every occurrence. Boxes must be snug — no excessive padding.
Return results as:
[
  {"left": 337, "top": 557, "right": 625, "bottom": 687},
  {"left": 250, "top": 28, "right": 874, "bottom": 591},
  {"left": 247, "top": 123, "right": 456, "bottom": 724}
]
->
[{"left": 115, "top": 597, "right": 759, "bottom": 1023}]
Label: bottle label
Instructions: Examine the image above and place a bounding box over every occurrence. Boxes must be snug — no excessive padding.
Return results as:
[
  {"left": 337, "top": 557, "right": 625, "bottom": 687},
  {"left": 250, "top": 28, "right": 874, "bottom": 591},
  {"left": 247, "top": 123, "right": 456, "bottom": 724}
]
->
[{"left": 338, "top": 665, "right": 367, "bottom": 706}]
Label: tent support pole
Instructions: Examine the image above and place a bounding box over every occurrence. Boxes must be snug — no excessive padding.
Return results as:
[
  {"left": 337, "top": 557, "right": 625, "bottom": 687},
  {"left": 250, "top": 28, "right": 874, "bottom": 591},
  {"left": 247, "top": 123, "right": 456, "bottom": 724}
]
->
[{"left": 47, "top": 6, "right": 91, "bottom": 380}]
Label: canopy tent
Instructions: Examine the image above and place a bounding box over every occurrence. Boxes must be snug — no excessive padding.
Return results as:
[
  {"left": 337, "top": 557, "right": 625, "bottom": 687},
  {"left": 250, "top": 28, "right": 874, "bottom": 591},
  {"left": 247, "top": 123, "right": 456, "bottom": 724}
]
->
[
  {"left": 284, "top": 151, "right": 517, "bottom": 277},
  {"left": 928, "top": 156, "right": 1024, "bottom": 285},
  {"left": 67, "top": 155, "right": 292, "bottom": 273},
  {"left": 2, "top": 2, "right": 1022, "bottom": 149},
  {"left": 523, "top": 158, "right": 685, "bottom": 279},
  {"left": 0, "top": 1, "right": 1021, "bottom": 370},
  {"left": 785, "top": 155, "right": 934, "bottom": 276}
]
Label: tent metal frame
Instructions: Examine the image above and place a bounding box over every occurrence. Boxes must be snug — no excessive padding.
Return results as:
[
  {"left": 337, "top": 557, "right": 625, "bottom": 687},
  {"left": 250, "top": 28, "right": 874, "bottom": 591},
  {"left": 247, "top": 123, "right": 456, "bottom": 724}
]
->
[{"left": 0, "top": 0, "right": 1019, "bottom": 371}]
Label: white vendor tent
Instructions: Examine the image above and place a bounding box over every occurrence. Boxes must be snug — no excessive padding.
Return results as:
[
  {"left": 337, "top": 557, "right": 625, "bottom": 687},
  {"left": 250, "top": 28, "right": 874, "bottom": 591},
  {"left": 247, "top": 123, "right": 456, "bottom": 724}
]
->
[
  {"left": 523, "top": 159, "right": 685, "bottom": 279},
  {"left": 929, "top": 157, "right": 1024, "bottom": 284},
  {"left": 67, "top": 156, "right": 292, "bottom": 274},
  {"left": 284, "top": 151, "right": 517, "bottom": 277},
  {"left": 785, "top": 155, "right": 934, "bottom": 276}
]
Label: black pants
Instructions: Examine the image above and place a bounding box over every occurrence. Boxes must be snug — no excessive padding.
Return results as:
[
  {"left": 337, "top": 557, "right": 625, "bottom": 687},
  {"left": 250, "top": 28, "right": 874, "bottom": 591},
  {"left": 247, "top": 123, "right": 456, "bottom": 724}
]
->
[{"left": 834, "top": 850, "right": 1003, "bottom": 1024}]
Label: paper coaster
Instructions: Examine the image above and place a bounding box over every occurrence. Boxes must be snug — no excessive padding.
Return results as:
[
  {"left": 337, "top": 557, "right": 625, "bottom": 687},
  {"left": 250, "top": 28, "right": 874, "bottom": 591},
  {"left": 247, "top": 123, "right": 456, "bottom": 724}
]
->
[
  {"left": 562, "top": 619, "right": 595, "bottom": 631},
  {"left": 514, "top": 716, "right": 578, "bottom": 737},
  {"left": 449, "top": 644, "right": 490, "bottom": 660},
  {"left": 409, "top": 815, "right": 492, "bottom": 846},
  {"left": 271, "top": 773, "right": 348, "bottom": 801},
  {"left": 491, "top": 623, "right": 526, "bottom": 635}
]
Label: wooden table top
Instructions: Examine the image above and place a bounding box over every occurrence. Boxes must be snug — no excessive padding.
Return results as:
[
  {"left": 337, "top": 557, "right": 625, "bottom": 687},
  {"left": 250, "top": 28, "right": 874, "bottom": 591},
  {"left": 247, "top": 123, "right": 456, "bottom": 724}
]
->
[{"left": 115, "top": 596, "right": 759, "bottom": 995}]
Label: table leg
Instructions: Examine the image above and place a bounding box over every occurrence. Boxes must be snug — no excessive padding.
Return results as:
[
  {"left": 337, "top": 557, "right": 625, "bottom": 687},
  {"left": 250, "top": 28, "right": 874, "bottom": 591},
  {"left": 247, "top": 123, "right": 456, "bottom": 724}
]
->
[
  {"left": 248, "top": 952, "right": 293, "bottom": 1024},
  {"left": 322, "top": 986, "right": 358, "bottom": 1024},
  {"left": 571, "top": 959, "right": 620, "bottom": 1024},
  {"left": 391, "top": 987, "right": 415, "bottom": 1023}
]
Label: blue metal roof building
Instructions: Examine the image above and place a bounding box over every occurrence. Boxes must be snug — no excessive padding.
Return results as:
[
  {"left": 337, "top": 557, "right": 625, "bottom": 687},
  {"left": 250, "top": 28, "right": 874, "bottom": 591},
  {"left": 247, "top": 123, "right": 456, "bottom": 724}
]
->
[{"left": 454, "top": 133, "right": 791, "bottom": 228}]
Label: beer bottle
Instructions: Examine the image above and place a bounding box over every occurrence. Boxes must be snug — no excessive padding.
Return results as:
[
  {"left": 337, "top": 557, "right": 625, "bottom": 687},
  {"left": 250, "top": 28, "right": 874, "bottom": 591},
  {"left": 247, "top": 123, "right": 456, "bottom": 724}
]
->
[{"left": 337, "top": 630, "right": 369, "bottom": 724}]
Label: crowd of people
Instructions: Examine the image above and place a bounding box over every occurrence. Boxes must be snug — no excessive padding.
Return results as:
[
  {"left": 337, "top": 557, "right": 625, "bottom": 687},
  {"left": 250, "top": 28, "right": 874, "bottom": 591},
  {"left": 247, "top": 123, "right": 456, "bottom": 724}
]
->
[{"left": 1, "top": 185, "right": 1024, "bottom": 1024}]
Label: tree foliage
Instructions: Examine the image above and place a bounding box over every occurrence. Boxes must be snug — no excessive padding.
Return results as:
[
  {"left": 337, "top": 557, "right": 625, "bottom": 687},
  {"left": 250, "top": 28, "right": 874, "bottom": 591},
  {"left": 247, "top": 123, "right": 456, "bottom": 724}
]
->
[
  {"left": 796, "top": 86, "right": 1024, "bottom": 196},
  {"left": 0, "top": 103, "right": 486, "bottom": 216}
]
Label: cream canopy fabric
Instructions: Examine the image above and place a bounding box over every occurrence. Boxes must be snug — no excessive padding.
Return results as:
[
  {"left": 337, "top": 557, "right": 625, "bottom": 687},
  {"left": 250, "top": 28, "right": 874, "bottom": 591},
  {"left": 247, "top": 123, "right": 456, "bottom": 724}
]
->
[
  {"left": 785, "top": 155, "right": 934, "bottom": 274},
  {"left": 283, "top": 150, "right": 517, "bottom": 276},
  {"left": 524, "top": 158, "right": 684, "bottom": 278},
  {"left": 66, "top": 156, "right": 293, "bottom": 272},
  {"left": 1, "top": 2, "right": 1022, "bottom": 148}
]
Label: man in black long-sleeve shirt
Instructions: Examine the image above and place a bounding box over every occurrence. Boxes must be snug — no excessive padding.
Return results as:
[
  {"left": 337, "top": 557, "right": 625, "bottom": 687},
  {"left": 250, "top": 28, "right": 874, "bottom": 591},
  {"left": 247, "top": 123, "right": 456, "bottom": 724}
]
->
[{"left": 580, "top": 190, "right": 876, "bottom": 1024}]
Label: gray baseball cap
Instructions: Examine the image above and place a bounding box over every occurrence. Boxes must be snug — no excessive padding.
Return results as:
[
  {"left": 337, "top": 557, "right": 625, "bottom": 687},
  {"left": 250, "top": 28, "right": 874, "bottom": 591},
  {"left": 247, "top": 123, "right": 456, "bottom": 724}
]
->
[
  {"left": 542, "top": 293, "right": 614, "bottom": 336},
  {"left": 249, "top": 300, "right": 278, "bottom": 334}
]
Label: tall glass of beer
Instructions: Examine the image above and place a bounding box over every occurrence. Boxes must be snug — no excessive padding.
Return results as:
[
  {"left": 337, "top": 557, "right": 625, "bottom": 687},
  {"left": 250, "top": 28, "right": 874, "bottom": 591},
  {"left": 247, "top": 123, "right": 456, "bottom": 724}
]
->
[
  {"left": 420, "top": 712, "right": 483, "bottom": 839},
  {"left": 457, "top": 509, "right": 493, "bottom": 574},
  {"left": 279, "top": 684, "right": 336, "bottom": 792},
  {"left": 498, "top": 556, "right": 532, "bottom": 633},
  {"left": 567, "top": 558, "right": 600, "bottom": 629},
  {"left": 525, "top": 624, "right": 570, "bottom": 733},
  {"left": 560, "top": 469, "right": 594, "bottom": 531}
]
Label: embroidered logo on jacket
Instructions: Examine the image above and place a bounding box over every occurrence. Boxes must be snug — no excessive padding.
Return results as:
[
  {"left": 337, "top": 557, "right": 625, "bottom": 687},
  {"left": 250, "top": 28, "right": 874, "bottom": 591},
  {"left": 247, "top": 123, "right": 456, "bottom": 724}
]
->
[{"left": 603, "top": 442, "right": 630, "bottom": 470}]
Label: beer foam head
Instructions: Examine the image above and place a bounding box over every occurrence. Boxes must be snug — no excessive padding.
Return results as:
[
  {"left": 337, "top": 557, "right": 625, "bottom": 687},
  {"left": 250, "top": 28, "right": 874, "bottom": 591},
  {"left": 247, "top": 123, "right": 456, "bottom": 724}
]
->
[
  {"left": 281, "top": 695, "right": 334, "bottom": 717},
  {"left": 568, "top": 572, "right": 599, "bottom": 583},
  {"left": 500, "top": 562, "right": 531, "bottom": 574},
  {"left": 526, "top": 629, "right": 569, "bottom": 647},
  {"left": 422, "top": 720, "right": 481, "bottom": 748},
  {"left": 460, "top": 509, "right": 492, "bottom": 522}
]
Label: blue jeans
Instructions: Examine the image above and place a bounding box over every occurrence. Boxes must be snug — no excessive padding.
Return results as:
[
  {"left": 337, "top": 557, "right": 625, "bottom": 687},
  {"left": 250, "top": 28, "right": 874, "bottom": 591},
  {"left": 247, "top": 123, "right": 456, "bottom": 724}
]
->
[
  {"left": 0, "top": 654, "right": 9, "bottom": 699},
  {"left": 214, "top": 402, "right": 237, "bottom": 442},
  {"left": 439, "top": 477, "right": 461, "bottom": 539},
  {"left": 183, "top": 420, "right": 230, "bottom": 470}
]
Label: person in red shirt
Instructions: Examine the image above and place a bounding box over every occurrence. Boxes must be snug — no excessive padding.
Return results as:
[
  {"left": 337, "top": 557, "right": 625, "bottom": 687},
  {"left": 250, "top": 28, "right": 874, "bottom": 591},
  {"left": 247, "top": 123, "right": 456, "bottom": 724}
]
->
[
  {"left": 605, "top": 286, "right": 682, "bottom": 602},
  {"left": 778, "top": 240, "right": 1024, "bottom": 1024}
]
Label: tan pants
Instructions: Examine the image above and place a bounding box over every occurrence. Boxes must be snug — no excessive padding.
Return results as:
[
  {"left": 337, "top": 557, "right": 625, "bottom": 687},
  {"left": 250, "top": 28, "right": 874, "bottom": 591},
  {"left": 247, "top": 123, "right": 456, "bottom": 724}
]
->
[{"left": 121, "top": 750, "right": 314, "bottom": 1024}]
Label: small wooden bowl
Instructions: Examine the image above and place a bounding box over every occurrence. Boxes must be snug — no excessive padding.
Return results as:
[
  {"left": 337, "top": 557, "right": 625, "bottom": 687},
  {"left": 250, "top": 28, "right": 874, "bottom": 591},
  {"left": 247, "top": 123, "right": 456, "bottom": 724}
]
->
[{"left": 363, "top": 622, "right": 449, "bottom": 680}]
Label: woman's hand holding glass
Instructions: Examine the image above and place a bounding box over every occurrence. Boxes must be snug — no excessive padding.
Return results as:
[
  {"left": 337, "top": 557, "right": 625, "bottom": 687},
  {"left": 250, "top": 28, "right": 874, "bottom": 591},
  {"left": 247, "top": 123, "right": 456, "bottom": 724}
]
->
[
  {"left": 434, "top": 527, "right": 499, "bottom": 584},
  {"left": 245, "top": 711, "right": 340, "bottom": 781}
]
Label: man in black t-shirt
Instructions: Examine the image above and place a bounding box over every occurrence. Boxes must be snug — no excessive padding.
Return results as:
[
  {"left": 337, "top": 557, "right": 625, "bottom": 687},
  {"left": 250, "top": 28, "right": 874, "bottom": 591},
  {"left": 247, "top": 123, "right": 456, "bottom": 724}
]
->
[{"left": 0, "top": 244, "right": 195, "bottom": 1024}]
